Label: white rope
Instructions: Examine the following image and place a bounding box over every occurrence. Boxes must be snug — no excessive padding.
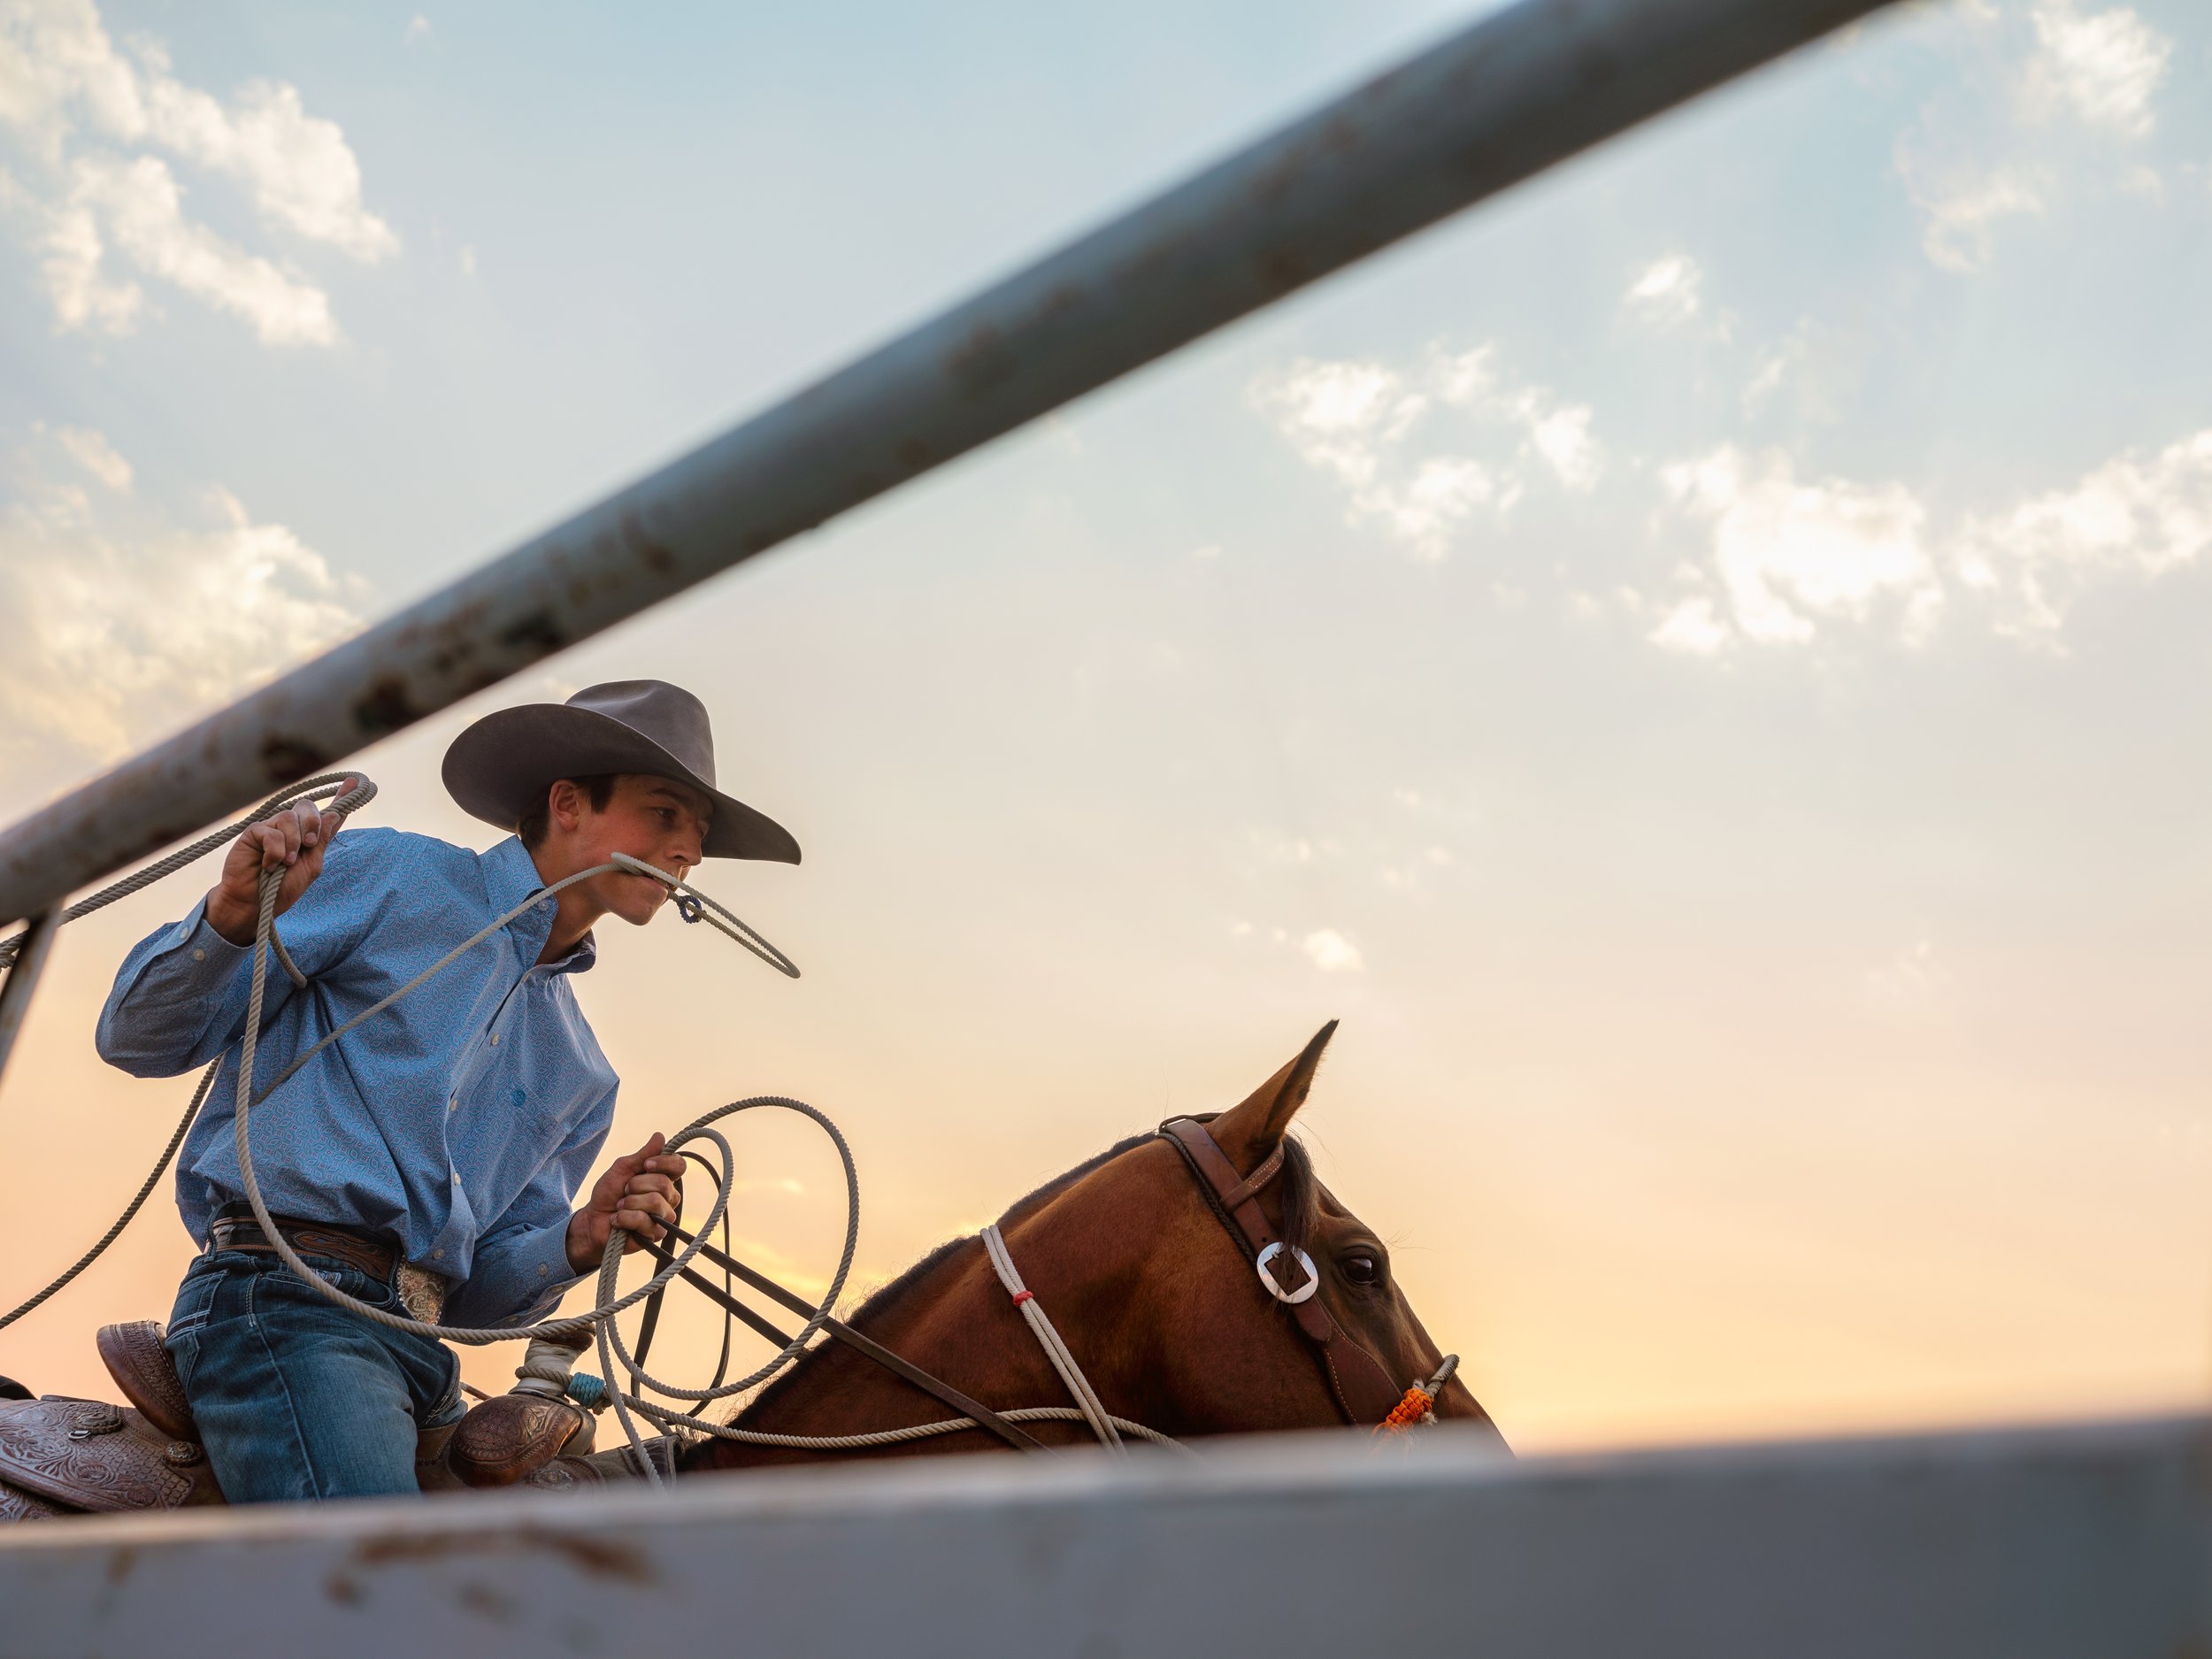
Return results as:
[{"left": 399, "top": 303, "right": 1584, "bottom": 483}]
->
[
  {"left": 980, "top": 1223, "right": 1123, "bottom": 1451},
  {"left": 625, "top": 1394, "right": 1189, "bottom": 1454}
]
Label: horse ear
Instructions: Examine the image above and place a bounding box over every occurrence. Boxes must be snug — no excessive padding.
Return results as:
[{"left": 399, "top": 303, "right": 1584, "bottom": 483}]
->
[{"left": 1208, "top": 1020, "right": 1338, "bottom": 1171}]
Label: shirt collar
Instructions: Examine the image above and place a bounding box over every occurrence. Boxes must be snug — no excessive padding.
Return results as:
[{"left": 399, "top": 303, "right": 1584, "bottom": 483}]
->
[
  {"left": 481, "top": 834, "right": 549, "bottom": 912},
  {"left": 479, "top": 836, "right": 599, "bottom": 976}
]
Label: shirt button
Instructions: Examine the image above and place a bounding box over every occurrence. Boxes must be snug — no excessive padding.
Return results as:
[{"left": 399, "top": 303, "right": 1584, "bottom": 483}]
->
[
  {"left": 451, "top": 1172, "right": 460, "bottom": 1186},
  {"left": 449, "top": 1094, "right": 458, "bottom": 1110},
  {"left": 192, "top": 949, "right": 205, "bottom": 962},
  {"left": 488, "top": 1033, "right": 499, "bottom": 1047},
  {"left": 434, "top": 1248, "right": 445, "bottom": 1260},
  {"left": 538, "top": 1263, "right": 549, "bottom": 1277}
]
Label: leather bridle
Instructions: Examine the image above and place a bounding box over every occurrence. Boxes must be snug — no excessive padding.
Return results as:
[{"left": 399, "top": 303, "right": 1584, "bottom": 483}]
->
[
  {"left": 643, "top": 1113, "right": 1447, "bottom": 1454},
  {"left": 1154, "top": 1116, "right": 1422, "bottom": 1427}
]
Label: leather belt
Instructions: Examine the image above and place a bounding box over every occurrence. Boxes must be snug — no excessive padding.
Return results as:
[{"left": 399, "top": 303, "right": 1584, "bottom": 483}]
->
[
  {"left": 209, "top": 1210, "right": 396, "bottom": 1279},
  {"left": 205, "top": 1209, "right": 449, "bottom": 1325}
]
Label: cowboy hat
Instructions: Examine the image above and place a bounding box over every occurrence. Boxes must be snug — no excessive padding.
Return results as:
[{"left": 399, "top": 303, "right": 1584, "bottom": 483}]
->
[{"left": 442, "top": 680, "right": 800, "bottom": 863}]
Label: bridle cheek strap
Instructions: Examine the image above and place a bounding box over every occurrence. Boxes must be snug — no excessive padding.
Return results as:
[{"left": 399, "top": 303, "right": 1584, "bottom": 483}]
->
[{"left": 1155, "top": 1118, "right": 1407, "bottom": 1427}]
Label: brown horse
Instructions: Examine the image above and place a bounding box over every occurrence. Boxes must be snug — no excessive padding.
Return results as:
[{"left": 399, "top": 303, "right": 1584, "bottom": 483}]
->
[{"left": 687, "top": 1021, "right": 1502, "bottom": 1471}]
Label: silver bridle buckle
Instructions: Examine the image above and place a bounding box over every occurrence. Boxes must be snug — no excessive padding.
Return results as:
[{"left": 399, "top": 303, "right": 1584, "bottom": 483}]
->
[{"left": 1255, "top": 1241, "right": 1320, "bottom": 1304}]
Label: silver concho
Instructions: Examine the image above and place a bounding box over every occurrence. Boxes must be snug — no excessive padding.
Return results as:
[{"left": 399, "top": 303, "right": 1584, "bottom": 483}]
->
[{"left": 1255, "top": 1241, "right": 1320, "bottom": 1305}]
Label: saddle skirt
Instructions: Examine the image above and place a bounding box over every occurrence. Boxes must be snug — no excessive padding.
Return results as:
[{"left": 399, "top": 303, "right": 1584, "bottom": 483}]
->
[{"left": 0, "top": 1396, "right": 225, "bottom": 1515}]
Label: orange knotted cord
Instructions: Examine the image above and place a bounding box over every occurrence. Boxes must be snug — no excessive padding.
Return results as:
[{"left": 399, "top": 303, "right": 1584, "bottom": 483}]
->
[{"left": 1378, "top": 1385, "right": 1434, "bottom": 1432}]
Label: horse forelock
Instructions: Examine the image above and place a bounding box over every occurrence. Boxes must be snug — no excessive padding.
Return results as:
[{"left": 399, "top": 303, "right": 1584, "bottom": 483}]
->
[{"left": 1271, "top": 1134, "right": 1321, "bottom": 1256}]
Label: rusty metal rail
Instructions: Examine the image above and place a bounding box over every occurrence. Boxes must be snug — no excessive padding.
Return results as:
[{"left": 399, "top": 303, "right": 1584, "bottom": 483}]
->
[{"left": 0, "top": 0, "right": 1899, "bottom": 933}]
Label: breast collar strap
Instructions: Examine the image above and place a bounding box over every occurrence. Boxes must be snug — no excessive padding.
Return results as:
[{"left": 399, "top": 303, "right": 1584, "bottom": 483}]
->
[{"left": 1153, "top": 1116, "right": 1406, "bottom": 1426}]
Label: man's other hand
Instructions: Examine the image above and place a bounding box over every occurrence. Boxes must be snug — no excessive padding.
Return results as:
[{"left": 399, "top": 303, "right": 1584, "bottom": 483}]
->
[
  {"left": 204, "top": 782, "right": 354, "bottom": 947},
  {"left": 566, "top": 1132, "right": 684, "bottom": 1272}
]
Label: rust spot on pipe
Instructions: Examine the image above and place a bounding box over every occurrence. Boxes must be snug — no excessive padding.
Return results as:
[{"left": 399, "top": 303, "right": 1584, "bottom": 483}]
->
[
  {"left": 261, "top": 736, "right": 330, "bottom": 781},
  {"left": 947, "top": 322, "right": 1011, "bottom": 394},
  {"left": 498, "top": 610, "right": 568, "bottom": 657},
  {"left": 353, "top": 679, "right": 420, "bottom": 738},
  {"left": 619, "top": 511, "right": 680, "bottom": 576}
]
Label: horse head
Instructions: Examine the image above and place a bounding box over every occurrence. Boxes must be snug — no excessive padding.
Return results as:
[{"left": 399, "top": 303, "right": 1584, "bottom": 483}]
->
[
  {"left": 705, "top": 1021, "right": 1502, "bottom": 1467},
  {"left": 1014, "top": 1018, "right": 1498, "bottom": 1443}
]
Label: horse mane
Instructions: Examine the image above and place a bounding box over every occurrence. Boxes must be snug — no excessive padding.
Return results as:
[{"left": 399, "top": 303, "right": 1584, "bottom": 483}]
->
[{"left": 727, "top": 1126, "right": 1319, "bottom": 1426}]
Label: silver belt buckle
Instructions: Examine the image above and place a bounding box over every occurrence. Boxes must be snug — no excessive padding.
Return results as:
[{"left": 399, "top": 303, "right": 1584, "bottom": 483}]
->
[{"left": 396, "top": 1262, "right": 449, "bottom": 1325}]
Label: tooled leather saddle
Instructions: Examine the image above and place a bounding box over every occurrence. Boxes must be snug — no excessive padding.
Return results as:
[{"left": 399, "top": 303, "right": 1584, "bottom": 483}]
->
[{"left": 0, "top": 1321, "right": 664, "bottom": 1521}]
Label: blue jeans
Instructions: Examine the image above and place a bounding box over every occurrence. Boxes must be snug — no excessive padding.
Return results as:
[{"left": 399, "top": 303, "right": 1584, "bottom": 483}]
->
[{"left": 165, "top": 1248, "right": 465, "bottom": 1504}]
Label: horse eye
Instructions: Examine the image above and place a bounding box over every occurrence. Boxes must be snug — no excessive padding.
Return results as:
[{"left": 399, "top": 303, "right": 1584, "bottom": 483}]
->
[{"left": 1340, "top": 1252, "right": 1379, "bottom": 1286}]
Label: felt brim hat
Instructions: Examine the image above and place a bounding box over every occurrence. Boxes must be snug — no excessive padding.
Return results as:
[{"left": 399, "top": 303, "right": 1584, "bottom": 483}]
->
[{"left": 442, "top": 680, "right": 800, "bottom": 864}]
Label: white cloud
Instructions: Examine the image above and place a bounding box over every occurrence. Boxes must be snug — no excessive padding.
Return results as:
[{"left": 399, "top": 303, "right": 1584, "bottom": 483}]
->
[
  {"left": 1952, "top": 428, "right": 2212, "bottom": 639},
  {"left": 1432, "top": 344, "right": 1600, "bottom": 491},
  {"left": 1652, "top": 427, "right": 2212, "bottom": 657},
  {"left": 403, "top": 15, "right": 433, "bottom": 47},
  {"left": 0, "top": 437, "right": 366, "bottom": 761},
  {"left": 0, "top": 0, "right": 393, "bottom": 342},
  {"left": 1254, "top": 342, "right": 1601, "bottom": 559},
  {"left": 1648, "top": 595, "right": 1732, "bottom": 657},
  {"left": 1742, "top": 326, "right": 1815, "bottom": 417},
  {"left": 66, "top": 154, "right": 335, "bottom": 345},
  {"left": 1886, "top": 0, "right": 2173, "bottom": 276},
  {"left": 1525, "top": 404, "right": 1599, "bottom": 490},
  {"left": 1621, "top": 254, "right": 1703, "bottom": 330},
  {"left": 1301, "top": 929, "right": 1364, "bottom": 973},
  {"left": 2021, "top": 0, "right": 2172, "bottom": 140},
  {"left": 1255, "top": 357, "right": 1425, "bottom": 491},
  {"left": 1896, "top": 141, "right": 2046, "bottom": 273},
  {"left": 32, "top": 190, "right": 140, "bottom": 328},
  {"left": 1368, "top": 457, "right": 1499, "bottom": 561},
  {"left": 1660, "top": 448, "right": 1942, "bottom": 649},
  {"left": 138, "top": 58, "right": 399, "bottom": 261},
  {"left": 0, "top": 0, "right": 142, "bottom": 157},
  {"left": 57, "top": 423, "right": 128, "bottom": 490}
]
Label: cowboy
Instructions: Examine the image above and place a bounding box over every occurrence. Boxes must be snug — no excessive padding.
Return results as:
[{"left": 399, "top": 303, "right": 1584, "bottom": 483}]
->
[{"left": 95, "top": 680, "right": 799, "bottom": 1503}]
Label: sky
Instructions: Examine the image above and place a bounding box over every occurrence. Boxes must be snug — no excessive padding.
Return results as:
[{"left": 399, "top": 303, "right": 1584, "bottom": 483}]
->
[{"left": 0, "top": 0, "right": 2208, "bottom": 1453}]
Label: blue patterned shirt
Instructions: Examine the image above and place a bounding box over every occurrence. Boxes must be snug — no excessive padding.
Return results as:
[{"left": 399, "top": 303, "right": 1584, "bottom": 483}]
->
[{"left": 96, "top": 829, "right": 618, "bottom": 1327}]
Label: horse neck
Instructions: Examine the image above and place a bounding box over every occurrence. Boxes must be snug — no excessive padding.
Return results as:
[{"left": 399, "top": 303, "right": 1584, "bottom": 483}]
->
[{"left": 705, "top": 1168, "right": 1168, "bottom": 1471}]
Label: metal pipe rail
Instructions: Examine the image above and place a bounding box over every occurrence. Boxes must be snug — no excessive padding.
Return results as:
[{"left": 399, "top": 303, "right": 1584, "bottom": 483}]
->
[
  {"left": 5, "top": 1416, "right": 2207, "bottom": 1655},
  {"left": 0, "top": 0, "right": 1898, "bottom": 932}
]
